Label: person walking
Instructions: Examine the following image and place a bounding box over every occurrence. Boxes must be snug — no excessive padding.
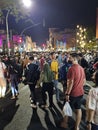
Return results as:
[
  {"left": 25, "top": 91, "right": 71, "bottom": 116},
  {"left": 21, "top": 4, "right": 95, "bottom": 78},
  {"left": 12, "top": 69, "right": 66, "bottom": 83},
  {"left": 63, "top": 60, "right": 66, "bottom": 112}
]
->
[
  {"left": 50, "top": 52, "right": 60, "bottom": 103},
  {"left": 0, "top": 56, "right": 7, "bottom": 98},
  {"left": 60, "top": 53, "right": 86, "bottom": 130},
  {"left": 37, "top": 62, "right": 54, "bottom": 108},
  {"left": 8, "top": 57, "right": 20, "bottom": 99},
  {"left": 25, "top": 56, "right": 40, "bottom": 108},
  {"left": 86, "top": 71, "right": 98, "bottom": 130}
]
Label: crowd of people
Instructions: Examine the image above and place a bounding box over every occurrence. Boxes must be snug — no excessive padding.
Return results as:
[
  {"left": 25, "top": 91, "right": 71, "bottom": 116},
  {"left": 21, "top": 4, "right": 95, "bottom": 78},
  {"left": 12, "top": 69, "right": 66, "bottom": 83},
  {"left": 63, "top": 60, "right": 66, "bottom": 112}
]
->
[{"left": 0, "top": 51, "right": 98, "bottom": 130}]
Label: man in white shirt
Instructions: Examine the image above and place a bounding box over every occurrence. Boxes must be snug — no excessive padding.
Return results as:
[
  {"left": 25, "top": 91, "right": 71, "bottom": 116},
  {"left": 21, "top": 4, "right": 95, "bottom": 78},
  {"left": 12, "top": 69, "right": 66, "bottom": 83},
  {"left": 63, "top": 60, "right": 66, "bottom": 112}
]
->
[
  {"left": 86, "top": 71, "right": 98, "bottom": 130},
  {"left": 0, "top": 58, "right": 7, "bottom": 98}
]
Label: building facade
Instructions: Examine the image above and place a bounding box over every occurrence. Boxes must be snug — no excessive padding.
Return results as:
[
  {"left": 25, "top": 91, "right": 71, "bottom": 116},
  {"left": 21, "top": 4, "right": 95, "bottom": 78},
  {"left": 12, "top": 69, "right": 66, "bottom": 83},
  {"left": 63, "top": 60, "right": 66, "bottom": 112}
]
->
[{"left": 49, "top": 28, "right": 76, "bottom": 51}]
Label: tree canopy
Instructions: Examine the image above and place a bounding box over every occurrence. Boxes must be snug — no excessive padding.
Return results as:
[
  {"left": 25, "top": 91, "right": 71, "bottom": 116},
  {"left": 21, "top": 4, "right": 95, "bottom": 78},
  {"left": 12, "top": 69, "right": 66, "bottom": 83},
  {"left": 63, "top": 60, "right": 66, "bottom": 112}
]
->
[
  {"left": 0, "top": 0, "right": 31, "bottom": 21},
  {"left": 86, "top": 26, "right": 96, "bottom": 42}
]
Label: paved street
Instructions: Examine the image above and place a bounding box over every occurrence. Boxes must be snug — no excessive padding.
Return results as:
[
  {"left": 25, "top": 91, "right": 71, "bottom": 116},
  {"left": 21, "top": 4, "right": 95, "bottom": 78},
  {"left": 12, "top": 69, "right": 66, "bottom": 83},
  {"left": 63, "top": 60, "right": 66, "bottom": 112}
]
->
[
  {"left": 0, "top": 82, "right": 94, "bottom": 130},
  {"left": 0, "top": 0, "right": 97, "bottom": 130}
]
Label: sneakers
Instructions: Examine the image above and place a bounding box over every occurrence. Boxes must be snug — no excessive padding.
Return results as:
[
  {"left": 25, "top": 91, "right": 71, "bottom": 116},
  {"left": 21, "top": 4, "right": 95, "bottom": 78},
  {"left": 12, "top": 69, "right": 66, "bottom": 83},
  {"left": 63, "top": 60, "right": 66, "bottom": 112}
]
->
[
  {"left": 30, "top": 104, "right": 37, "bottom": 108},
  {"left": 30, "top": 100, "right": 33, "bottom": 103},
  {"left": 11, "top": 96, "right": 16, "bottom": 99},
  {"left": 41, "top": 104, "right": 49, "bottom": 108},
  {"left": 16, "top": 93, "right": 19, "bottom": 97},
  {"left": 49, "top": 104, "right": 53, "bottom": 109}
]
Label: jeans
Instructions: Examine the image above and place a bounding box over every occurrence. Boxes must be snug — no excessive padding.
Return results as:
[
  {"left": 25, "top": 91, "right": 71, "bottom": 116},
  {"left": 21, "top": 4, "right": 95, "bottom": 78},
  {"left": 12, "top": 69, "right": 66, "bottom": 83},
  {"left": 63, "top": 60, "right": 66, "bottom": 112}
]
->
[
  {"left": 10, "top": 74, "right": 18, "bottom": 96},
  {"left": 53, "top": 80, "right": 60, "bottom": 101},
  {"left": 11, "top": 86, "right": 18, "bottom": 97},
  {"left": 91, "top": 123, "right": 98, "bottom": 130}
]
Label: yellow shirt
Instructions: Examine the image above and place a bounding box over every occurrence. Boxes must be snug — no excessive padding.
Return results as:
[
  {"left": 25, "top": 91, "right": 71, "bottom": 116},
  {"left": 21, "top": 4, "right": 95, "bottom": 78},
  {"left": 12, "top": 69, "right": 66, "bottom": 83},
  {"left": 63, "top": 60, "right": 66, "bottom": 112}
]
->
[{"left": 51, "top": 60, "right": 58, "bottom": 80}]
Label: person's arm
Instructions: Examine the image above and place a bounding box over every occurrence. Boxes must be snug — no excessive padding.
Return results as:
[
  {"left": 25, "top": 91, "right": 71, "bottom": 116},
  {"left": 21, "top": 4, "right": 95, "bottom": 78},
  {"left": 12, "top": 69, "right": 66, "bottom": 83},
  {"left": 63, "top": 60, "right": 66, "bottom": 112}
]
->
[
  {"left": 65, "top": 68, "right": 74, "bottom": 101},
  {"left": 2, "top": 62, "right": 7, "bottom": 71},
  {"left": 65, "top": 79, "right": 74, "bottom": 101},
  {"left": 83, "top": 78, "right": 86, "bottom": 86},
  {"left": 66, "top": 79, "right": 74, "bottom": 95}
]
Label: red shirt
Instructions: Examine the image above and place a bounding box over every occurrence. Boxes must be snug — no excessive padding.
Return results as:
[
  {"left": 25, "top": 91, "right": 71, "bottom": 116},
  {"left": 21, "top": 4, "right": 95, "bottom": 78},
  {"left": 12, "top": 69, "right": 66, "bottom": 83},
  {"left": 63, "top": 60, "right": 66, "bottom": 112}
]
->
[
  {"left": 93, "top": 62, "right": 98, "bottom": 70},
  {"left": 67, "top": 64, "right": 85, "bottom": 97}
]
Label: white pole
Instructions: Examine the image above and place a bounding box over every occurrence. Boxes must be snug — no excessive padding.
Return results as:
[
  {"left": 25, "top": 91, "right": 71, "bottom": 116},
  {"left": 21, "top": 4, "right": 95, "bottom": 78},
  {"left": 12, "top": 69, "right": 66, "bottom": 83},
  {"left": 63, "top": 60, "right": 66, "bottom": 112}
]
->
[{"left": 6, "top": 10, "right": 10, "bottom": 55}]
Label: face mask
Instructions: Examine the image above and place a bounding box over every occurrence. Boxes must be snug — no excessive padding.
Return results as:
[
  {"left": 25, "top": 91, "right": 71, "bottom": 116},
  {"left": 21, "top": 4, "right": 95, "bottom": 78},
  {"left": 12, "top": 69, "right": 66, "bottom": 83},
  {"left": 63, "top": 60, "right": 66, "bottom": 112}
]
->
[{"left": 68, "top": 60, "right": 72, "bottom": 64}]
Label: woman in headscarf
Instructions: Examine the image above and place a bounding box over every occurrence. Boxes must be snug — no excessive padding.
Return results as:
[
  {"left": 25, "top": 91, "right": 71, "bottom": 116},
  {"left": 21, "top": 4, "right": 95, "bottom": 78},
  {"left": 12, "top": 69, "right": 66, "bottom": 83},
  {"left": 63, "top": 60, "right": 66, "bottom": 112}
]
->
[{"left": 37, "top": 62, "right": 54, "bottom": 108}]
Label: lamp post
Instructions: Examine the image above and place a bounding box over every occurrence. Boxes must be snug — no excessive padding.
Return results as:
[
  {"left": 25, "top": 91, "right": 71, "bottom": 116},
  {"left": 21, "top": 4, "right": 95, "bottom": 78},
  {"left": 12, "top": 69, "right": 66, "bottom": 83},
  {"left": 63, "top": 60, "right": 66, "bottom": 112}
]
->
[
  {"left": 20, "top": 22, "right": 41, "bottom": 52},
  {"left": 6, "top": 9, "right": 10, "bottom": 55},
  {"left": 20, "top": 23, "right": 41, "bottom": 36},
  {"left": 5, "top": 0, "right": 33, "bottom": 55}
]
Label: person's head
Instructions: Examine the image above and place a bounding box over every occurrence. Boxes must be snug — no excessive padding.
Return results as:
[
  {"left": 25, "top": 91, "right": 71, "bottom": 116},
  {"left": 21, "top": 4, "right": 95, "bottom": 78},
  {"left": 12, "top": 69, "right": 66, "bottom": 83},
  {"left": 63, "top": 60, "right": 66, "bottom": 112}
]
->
[
  {"left": 78, "top": 53, "right": 83, "bottom": 60},
  {"left": 62, "top": 52, "right": 65, "bottom": 58},
  {"left": 10, "top": 57, "right": 16, "bottom": 65},
  {"left": 69, "top": 53, "right": 78, "bottom": 64},
  {"left": 62, "top": 57, "right": 67, "bottom": 64},
  {"left": 29, "top": 56, "right": 34, "bottom": 63},
  {"left": 50, "top": 52, "right": 56, "bottom": 60},
  {"left": 25, "top": 55, "right": 29, "bottom": 59}
]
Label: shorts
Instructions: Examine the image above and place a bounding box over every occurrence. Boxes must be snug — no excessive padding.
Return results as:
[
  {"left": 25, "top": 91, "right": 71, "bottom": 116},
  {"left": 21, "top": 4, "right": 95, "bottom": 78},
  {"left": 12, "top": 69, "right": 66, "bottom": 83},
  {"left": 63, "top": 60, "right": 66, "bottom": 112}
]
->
[
  {"left": 69, "top": 95, "right": 83, "bottom": 109},
  {"left": 91, "top": 123, "right": 98, "bottom": 130}
]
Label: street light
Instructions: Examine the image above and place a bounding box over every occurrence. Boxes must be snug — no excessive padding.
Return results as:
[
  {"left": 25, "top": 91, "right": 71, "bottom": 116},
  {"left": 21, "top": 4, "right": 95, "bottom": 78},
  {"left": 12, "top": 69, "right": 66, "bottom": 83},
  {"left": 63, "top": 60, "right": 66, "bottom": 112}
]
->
[
  {"left": 20, "top": 18, "right": 45, "bottom": 36},
  {"left": 6, "top": 9, "right": 10, "bottom": 55},
  {"left": 22, "top": 0, "right": 32, "bottom": 7},
  {"left": 20, "top": 22, "right": 42, "bottom": 52},
  {"left": 5, "top": 0, "right": 33, "bottom": 55},
  {"left": 20, "top": 23, "right": 41, "bottom": 36}
]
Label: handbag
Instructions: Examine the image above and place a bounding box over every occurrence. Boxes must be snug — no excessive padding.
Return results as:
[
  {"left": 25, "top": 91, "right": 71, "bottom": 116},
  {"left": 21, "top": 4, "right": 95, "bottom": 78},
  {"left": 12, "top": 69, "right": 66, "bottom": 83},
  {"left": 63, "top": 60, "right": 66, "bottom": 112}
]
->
[{"left": 63, "top": 102, "right": 72, "bottom": 117}]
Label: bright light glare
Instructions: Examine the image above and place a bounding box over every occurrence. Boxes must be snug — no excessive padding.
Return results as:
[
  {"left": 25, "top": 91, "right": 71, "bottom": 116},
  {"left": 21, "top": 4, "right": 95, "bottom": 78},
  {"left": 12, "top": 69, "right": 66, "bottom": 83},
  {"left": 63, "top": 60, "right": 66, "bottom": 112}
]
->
[{"left": 23, "top": 0, "right": 32, "bottom": 7}]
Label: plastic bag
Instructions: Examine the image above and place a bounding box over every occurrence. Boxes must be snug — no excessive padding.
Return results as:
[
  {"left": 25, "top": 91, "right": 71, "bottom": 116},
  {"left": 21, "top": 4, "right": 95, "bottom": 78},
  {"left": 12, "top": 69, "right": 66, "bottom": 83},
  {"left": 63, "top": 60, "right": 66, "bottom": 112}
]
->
[{"left": 63, "top": 102, "right": 72, "bottom": 117}]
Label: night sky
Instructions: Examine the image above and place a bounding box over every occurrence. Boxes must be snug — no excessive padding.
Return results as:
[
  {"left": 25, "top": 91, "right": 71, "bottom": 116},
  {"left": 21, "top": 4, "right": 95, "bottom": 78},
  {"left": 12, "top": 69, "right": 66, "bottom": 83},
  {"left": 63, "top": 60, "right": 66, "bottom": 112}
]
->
[{"left": 9, "top": 0, "right": 97, "bottom": 44}]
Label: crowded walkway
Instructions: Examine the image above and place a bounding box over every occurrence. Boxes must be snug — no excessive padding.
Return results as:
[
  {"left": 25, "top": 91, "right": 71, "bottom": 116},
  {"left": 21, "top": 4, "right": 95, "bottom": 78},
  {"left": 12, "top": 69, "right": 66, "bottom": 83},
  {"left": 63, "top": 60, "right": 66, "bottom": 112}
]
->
[{"left": 0, "top": 51, "right": 98, "bottom": 130}]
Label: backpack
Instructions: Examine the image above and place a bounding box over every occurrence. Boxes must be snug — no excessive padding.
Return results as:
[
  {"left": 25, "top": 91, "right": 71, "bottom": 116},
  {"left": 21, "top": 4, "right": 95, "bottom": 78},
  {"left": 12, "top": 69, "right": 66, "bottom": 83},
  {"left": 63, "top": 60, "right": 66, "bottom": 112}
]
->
[
  {"left": 59, "top": 64, "right": 68, "bottom": 81},
  {"left": 9, "top": 64, "right": 20, "bottom": 75},
  {"left": 25, "top": 63, "right": 40, "bottom": 84}
]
